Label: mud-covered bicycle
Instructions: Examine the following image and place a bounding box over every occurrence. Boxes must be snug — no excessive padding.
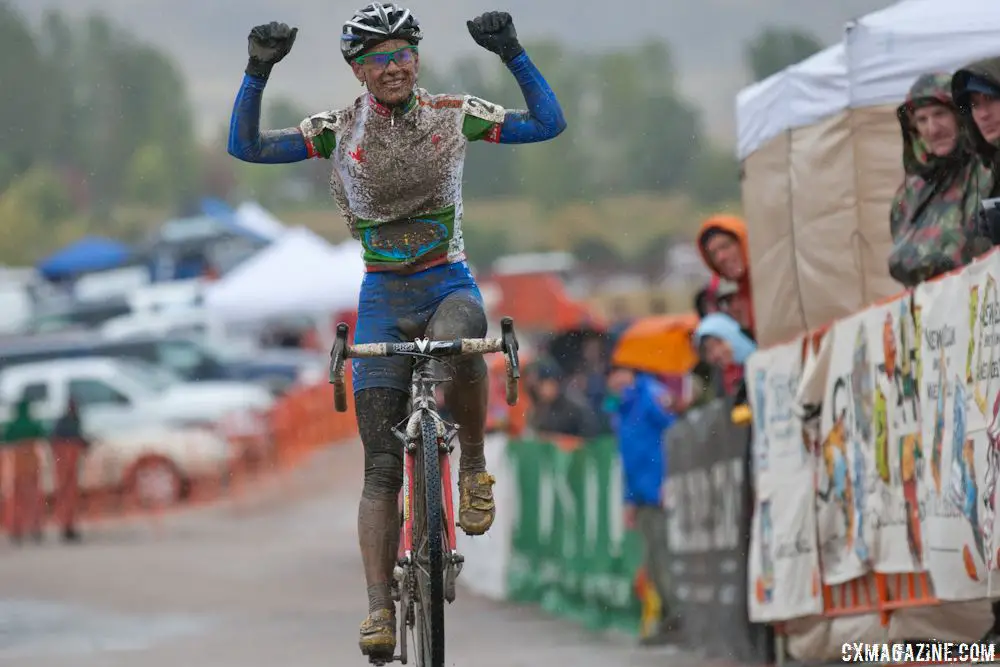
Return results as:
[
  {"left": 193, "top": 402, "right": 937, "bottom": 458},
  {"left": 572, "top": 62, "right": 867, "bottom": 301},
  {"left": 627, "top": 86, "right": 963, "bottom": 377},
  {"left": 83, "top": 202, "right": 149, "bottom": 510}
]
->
[{"left": 329, "top": 316, "right": 520, "bottom": 667}]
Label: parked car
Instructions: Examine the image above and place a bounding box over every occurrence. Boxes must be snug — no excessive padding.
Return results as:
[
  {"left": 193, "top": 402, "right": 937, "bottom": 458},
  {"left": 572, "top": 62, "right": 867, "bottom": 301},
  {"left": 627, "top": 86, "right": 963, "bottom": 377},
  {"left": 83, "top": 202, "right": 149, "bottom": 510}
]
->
[
  {"left": 0, "top": 358, "right": 274, "bottom": 506},
  {"left": 0, "top": 356, "right": 274, "bottom": 432},
  {"left": 76, "top": 424, "right": 233, "bottom": 507},
  {"left": 0, "top": 332, "right": 324, "bottom": 395},
  {"left": 24, "top": 297, "right": 132, "bottom": 334}
]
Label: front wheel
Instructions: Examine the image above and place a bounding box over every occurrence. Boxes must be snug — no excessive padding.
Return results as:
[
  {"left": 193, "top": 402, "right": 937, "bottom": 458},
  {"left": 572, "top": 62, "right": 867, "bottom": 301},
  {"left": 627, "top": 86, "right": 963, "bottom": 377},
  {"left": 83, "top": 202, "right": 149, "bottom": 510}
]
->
[{"left": 412, "top": 412, "right": 446, "bottom": 666}]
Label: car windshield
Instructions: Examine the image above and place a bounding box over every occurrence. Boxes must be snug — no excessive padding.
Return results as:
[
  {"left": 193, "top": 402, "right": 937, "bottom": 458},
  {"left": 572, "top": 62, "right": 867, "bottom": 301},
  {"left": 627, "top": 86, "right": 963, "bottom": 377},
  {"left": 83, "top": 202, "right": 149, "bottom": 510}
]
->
[{"left": 116, "top": 359, "right": 184, "bottom": 394}]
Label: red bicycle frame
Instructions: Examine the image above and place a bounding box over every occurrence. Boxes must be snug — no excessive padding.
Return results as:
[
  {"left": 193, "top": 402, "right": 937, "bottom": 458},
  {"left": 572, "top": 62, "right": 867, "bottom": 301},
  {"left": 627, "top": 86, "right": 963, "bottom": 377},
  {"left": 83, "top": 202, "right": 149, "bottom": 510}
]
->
[{"left": 400, "top": 435, "right": 458, "bottom": 562}]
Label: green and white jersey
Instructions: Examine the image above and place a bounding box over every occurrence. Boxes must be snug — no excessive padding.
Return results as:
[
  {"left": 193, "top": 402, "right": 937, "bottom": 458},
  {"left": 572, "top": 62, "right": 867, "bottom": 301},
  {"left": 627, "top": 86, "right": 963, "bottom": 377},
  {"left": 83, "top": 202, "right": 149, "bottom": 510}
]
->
[{"left": 299, "top": 89, "right": 507, "bottom": 271}]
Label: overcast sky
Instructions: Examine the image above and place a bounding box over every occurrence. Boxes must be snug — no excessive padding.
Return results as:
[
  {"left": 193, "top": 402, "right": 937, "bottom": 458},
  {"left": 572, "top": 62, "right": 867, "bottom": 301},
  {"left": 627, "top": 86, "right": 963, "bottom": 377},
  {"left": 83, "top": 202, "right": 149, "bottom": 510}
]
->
[{"left": 11, "top": 0, "right": 892, "bottom": 144}]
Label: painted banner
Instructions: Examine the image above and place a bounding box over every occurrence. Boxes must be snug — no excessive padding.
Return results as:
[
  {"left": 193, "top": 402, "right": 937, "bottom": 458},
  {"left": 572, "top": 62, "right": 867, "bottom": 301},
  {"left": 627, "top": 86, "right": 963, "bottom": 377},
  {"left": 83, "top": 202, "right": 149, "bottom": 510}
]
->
[
  {"left": 747, "top": 476, "right": 823, "bottom": 621},
  {"left": 817, "top": 304, "right": 883, "bottom": 584},
  {"left": 745, "top": 336, "right": 822, "bottom": 621},
  {"left": 745, "top": 336, "right": 809, "bottom": 480},
  {"left": 914, "top": 270, "right": 989, "bottom": 599},
  {"left": 872, "top": 294, "right": 923, "bottom": 574},
  {"left": 963, "top": 254, "right": 1000, "bottom": 581}
]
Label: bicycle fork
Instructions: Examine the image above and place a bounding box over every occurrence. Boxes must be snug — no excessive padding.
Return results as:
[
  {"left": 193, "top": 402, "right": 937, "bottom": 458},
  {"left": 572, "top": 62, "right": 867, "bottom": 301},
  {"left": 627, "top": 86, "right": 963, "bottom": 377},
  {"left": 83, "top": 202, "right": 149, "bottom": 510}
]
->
[{"left": 390, "top": 412, "right": 464, "bottom": 663}]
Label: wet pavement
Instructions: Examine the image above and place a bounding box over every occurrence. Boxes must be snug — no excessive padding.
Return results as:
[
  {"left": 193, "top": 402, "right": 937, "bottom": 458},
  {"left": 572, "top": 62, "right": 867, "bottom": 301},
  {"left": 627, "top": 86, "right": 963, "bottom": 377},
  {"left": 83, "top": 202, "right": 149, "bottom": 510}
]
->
[{"left": 0, "top": 443, "right": 701, "bottom": 667}]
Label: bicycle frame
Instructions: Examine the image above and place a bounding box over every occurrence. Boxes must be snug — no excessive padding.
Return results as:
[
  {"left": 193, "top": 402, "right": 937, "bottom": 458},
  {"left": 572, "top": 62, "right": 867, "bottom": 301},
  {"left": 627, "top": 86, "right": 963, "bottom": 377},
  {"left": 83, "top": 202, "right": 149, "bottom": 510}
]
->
[
  {"left": 396, "top": 357, "right": 461, "bottom": 592},
  {"left": 329, "top": 317, "right": 519, "bottom": 666}
]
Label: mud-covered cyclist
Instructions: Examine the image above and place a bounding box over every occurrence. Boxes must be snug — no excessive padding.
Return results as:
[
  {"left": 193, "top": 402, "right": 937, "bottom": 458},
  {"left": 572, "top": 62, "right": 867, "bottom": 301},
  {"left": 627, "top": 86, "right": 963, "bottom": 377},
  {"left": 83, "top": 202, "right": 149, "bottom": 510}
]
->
[{"left": 227, "top": 3, "right": 566, "bottom": 660}]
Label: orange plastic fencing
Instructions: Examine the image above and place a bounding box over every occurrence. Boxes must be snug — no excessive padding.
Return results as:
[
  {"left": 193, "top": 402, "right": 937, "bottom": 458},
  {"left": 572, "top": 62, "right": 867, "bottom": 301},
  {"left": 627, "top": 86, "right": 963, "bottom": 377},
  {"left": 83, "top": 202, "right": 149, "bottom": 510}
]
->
[
  {"left": 0, "top": 352, "right": 525, "bottom": 535},
  {"left": 0, "top": 377, "right": 361, "bottom": 535}
]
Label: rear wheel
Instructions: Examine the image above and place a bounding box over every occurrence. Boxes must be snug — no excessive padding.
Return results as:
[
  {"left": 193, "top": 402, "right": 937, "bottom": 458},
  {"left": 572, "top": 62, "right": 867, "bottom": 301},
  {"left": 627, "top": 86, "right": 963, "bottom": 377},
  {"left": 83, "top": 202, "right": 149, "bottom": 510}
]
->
[{"left": 411, "top": 412, "right": 446, "bottom": 666}]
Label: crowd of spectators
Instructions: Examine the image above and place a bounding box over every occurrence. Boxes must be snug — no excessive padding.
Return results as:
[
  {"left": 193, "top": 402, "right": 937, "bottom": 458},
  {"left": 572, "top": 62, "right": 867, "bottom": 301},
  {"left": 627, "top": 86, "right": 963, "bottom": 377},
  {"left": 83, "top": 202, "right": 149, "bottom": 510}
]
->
[
  {"left": 510, "top": 53, "right": 1000, "bottom": 647},
  {"left": 515, "top": 208, "right": 759, "bottom": 643}
]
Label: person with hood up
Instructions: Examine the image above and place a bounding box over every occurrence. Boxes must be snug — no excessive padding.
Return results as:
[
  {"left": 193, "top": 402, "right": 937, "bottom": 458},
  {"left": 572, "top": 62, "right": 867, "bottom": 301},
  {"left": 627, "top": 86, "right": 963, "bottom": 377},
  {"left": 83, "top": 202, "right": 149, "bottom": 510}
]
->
[
  {"left": 525, "top": 360, "right": 600, "bottom": 438},
  {"left": 50, "top": 399, "right": 90, "bottom": 543},
  {"left": 604, "top": 364, "right": 688, "bottom": 642},
  {"left": 953, "top": 59, "right": 1000, "bottom": 246},
  {"left": 889, "top": 72, "right": 993, "bottom": 287},
  {"left": 697, "top": 215, "right": 754, "bottom": 335},
  {"left": 693, "top": 312, "right": 757, "bottom": 404},
  {"left": 2, "top": 396, "right": 47, "bottom": 544}
]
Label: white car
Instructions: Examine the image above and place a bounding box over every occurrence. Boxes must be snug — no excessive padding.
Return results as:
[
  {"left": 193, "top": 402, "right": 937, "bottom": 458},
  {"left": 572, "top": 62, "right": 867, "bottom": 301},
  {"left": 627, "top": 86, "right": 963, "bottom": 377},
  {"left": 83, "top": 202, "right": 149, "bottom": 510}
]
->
[
  {"left": 76, "top": 424, "right": 233, "bottom": 506},
  {"left": 0, "top": 356, "right": 274, "bottom": 430},
  {"left": 0, "top": 357, "right": 275, "bottom": 505}
]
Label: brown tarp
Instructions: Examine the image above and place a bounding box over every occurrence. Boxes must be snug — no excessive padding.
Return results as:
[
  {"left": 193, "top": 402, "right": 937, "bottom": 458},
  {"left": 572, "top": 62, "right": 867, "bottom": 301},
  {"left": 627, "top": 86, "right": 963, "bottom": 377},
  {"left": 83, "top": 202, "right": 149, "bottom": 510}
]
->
[{"left": 742, "top": 105, "right": 904, "bottom": 348}]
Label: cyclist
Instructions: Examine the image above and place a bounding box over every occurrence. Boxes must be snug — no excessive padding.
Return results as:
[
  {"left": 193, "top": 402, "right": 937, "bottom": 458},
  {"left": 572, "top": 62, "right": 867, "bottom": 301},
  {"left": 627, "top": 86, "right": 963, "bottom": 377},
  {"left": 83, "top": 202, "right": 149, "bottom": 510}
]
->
[{"left": 227, "top": 3, "right": 565, "bottom": 659}]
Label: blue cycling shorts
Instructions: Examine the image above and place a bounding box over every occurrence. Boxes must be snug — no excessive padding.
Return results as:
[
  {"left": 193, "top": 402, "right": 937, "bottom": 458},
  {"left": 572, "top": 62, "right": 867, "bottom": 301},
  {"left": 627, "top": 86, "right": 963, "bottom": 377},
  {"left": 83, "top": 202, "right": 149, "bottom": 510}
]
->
[{"left": 352, "top": 261, "right": 483, "bottom": 394}]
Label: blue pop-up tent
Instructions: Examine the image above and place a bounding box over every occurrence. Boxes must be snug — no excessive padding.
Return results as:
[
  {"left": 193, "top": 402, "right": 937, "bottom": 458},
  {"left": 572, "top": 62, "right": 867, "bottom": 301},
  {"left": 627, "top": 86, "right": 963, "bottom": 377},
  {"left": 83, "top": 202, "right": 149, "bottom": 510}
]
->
[{"left": 36, "top": 236, "right": 132, "bottom": 280}]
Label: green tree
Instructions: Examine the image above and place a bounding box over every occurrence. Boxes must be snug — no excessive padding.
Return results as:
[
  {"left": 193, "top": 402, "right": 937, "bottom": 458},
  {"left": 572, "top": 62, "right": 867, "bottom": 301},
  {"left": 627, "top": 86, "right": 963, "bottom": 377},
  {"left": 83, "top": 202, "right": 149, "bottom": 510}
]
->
[
  {"left": 462, "top": 225, "right": 511, "bottom": 269},
  {"left": 3, "top": 10, "right": 199, "bottom": 218},
  {"left": 0, "top": 3, "right": 58, "bottom": 191},
  {"left": 124, "top": 144, "right": 173, "bottom": 206},
  {"left": 687, "top": 147, "right": 741, "bottom": 206},
  {"left": 0, "top": 167, "right": 73, "bottom": 262},
  {"left": 744, "top": 27, "right": 823, "bottom": 82}
]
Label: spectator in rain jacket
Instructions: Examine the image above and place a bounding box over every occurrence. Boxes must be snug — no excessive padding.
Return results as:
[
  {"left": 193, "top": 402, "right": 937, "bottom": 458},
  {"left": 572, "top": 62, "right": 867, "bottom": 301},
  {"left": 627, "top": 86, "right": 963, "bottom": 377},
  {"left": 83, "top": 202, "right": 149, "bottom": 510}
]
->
[
  {"left": 526, "top": 361, "right": 600, "bottom": 438},
  {"left": 889, "top": 72, "right": 993, "bottom": 287},
  {"left": 2, "top": 397, "right": 47, "bottom": 544},
  {"left": 605, "top": 366, "right": 686, "bottom": 640},
  {"left": 694, "top": 313, "right": 757, "bottom": 403},
  {"left": 697, "top": 214, "right": 754, "bottom": 335},
  {"left": 954, "top": 58, "right": 1000, "bottom": 247}
]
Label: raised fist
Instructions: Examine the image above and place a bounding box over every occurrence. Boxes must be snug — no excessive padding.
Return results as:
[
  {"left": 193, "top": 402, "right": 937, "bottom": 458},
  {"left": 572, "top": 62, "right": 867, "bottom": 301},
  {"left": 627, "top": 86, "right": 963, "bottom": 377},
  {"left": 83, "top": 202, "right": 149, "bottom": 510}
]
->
[
  {"left": 246, "top": 22, "right": 298, "bottom": 78},
  {"left": 467, "top": 11, "right": 523, "bottom": 63}
]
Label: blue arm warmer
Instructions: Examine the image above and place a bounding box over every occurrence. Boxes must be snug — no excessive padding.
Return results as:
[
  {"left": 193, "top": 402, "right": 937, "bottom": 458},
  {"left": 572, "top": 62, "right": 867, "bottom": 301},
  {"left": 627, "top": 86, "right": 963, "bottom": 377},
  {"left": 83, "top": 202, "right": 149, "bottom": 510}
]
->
[
  {"left": 498, "top": 52, "right": 567, "bottom": 144},
  {"left": 227, "top": 74, "right": 309, "bottom": 163}
]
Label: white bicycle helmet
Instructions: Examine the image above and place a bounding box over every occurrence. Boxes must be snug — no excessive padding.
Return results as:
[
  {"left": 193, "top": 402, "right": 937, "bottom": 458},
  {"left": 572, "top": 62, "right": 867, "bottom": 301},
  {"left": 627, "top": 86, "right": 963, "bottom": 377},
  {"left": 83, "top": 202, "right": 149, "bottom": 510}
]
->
[{"left": 341, "top": 2, "right": 422, "bottom": 62}]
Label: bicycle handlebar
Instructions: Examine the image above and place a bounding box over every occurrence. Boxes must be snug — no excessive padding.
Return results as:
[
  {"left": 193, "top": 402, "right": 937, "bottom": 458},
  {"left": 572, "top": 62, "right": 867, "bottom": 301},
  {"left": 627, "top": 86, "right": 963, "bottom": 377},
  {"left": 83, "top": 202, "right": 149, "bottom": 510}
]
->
[{"left": 328, "top": 316, "right": 521, "bottom": 412}]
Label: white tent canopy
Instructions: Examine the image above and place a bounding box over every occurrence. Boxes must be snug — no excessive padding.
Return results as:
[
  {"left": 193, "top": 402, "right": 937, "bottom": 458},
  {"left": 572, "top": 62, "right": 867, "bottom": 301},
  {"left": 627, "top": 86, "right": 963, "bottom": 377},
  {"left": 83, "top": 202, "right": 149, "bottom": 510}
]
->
[
  {"left": 846, "top": 0, "right": 1000, "bottom": 108},
  {"left": 234, "top": 201, "right": 287, "bottom": 241},
  {"left": 736, "top": 44, "right": 848, "bottom": 160},
  {"left": 737, "top": 0, "right": 1000, "bottom": 160},
  {"left": 205, "top": 226, "right": 364, "bottom": 323}
]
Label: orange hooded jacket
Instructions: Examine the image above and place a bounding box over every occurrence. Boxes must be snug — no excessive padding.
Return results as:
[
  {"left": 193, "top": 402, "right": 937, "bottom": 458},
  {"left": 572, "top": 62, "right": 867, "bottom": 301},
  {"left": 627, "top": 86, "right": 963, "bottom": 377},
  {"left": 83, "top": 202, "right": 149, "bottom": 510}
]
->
[{"left": 697, "top": 214, "right": 754, "bottom": 335}]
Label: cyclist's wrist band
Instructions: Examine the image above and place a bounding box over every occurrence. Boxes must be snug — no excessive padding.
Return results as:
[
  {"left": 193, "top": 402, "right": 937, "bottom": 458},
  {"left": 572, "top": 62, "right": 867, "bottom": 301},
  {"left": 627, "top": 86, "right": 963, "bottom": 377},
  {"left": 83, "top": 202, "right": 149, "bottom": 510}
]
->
[
  {"left": 245, "top": 58, "right": 273, "bottom": 79},
  {"left": 500, "top": 43, "right": 524, "bottom": 64}
]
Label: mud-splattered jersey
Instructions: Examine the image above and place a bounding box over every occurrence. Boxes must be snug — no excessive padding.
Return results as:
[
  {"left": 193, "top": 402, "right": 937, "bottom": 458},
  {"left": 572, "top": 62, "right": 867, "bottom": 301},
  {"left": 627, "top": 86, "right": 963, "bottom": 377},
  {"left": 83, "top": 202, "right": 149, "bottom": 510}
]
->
[{"left": 299, "top": 89, "right": 506, "bottom": 271}]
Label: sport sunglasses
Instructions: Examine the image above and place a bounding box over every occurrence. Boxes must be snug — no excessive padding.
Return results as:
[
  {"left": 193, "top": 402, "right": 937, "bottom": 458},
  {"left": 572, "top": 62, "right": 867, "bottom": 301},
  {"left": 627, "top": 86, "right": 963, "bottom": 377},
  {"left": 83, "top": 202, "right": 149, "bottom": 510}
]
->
[{"left": 355, "top": 45, "right": 418, "bottom": 69}]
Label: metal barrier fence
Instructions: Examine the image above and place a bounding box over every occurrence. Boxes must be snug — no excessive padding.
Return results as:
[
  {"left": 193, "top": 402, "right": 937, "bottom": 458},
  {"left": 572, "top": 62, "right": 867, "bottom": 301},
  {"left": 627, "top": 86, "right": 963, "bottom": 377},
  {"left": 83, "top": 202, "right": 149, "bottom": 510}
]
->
[{"left": 664, "top": 397, "right": 773, "bottom": 663}]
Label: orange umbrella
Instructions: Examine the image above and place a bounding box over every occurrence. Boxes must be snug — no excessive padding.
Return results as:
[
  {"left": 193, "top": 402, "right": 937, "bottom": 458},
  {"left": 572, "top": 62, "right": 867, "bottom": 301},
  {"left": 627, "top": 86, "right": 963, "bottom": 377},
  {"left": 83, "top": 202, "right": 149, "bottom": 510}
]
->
[{"left": 611, "top": 313, "right": 699, "bottom": 376}]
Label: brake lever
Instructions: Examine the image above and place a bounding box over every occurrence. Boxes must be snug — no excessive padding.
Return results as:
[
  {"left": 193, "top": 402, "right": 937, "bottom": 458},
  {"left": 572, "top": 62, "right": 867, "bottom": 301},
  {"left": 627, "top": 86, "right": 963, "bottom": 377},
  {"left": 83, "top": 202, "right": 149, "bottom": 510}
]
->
[
  {"left": 330, "top": 323, "right": 349, "bottom": 412},
  {"left": 329, "top": 323, "right": 349, "bottom": 382},
  {"left": 500, "top": 316, "right": 520, "bottom": 379}
]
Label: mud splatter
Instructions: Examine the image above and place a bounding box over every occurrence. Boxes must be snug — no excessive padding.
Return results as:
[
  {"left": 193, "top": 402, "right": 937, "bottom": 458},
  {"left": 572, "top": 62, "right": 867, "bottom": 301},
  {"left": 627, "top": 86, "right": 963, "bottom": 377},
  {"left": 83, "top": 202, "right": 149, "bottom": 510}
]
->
[{"left": 304, "top": 88, "right": 503, "bottom": 266}]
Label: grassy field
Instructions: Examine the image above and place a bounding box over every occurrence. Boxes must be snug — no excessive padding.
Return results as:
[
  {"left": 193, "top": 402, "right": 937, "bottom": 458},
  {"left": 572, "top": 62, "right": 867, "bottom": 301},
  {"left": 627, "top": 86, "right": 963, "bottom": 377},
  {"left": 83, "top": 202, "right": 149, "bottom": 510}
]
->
[{"left": 276, "top": 194, "right": 742, "bottom": 257}]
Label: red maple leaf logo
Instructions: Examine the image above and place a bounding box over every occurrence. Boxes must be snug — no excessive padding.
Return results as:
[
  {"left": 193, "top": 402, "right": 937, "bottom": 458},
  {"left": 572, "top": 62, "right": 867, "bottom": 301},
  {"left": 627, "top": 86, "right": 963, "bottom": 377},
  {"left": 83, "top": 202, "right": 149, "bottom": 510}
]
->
[{"left": 349, "top": 146, "right": 366, "bottom": 162}]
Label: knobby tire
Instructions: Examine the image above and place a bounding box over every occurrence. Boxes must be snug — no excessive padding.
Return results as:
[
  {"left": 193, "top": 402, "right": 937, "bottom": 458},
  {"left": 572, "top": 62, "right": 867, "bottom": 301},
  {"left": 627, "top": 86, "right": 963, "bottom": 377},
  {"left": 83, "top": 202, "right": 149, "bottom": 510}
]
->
[{"left": 414, "top": 411, "right": 445, "bottom": 666}]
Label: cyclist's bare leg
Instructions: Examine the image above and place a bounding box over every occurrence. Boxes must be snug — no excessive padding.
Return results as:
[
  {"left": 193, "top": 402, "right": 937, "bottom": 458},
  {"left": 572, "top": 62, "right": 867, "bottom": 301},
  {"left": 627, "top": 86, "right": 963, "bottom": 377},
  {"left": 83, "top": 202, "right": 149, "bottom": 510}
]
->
[
  {"left": 427, "top": 292, "right": 496, "bottom": 535},
  {"left": 356, "top": 387, "right": 409, "bottom": 658}
]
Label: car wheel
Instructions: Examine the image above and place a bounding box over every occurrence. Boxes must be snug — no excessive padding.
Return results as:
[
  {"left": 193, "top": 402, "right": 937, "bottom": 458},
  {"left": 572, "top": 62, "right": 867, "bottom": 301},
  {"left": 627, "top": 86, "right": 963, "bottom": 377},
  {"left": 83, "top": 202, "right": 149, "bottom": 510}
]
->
[{"left": 125, "top": 456, "right": 184, "bottom": 509}]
